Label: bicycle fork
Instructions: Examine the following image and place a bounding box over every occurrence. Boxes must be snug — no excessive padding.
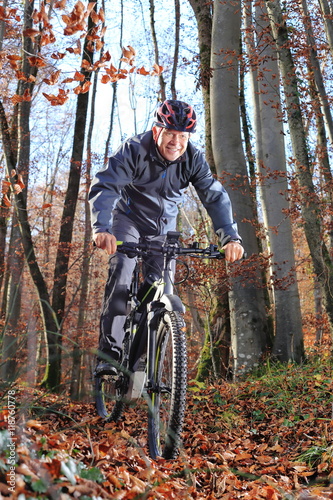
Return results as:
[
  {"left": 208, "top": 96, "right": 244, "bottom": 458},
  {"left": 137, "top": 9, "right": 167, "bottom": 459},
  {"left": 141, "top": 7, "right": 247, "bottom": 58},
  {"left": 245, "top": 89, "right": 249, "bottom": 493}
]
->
[{"left": 146, "top": 306, "right": 159, "bottom": 395}]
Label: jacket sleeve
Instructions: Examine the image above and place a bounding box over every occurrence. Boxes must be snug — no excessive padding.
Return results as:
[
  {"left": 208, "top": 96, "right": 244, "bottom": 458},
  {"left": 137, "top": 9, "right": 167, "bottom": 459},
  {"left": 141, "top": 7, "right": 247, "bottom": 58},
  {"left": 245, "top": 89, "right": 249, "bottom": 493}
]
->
[
  {"left": 88, "top": 142, "right": 135, "bottom": 235},
  {"left": 189, "top": 149, "right": 242, "bottom": 246}
]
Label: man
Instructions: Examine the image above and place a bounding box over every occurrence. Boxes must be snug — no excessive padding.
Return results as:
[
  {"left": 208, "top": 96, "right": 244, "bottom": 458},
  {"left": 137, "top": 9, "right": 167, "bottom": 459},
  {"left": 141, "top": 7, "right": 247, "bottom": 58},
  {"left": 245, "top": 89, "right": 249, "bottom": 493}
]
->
[{"left": 89, "top": 99, "right": 243, "bottom": 376}]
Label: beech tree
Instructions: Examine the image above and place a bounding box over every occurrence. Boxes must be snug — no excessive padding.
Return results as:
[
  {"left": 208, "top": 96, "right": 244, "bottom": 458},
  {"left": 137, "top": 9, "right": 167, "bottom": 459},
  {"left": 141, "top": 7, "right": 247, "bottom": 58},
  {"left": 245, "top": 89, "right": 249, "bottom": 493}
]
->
[
  {"left": 245, "top": 0, "right": 304, "bottom": 362},
  {"left": 265, "top": 0, "right": 333, "bottom": 334},
  {"left": 211, "top": 0, "right": 270, "bottom": 375},
  {"left": 0, "top": 0, "right": 58, "bottom": 382},
  {"left": 187, "top": 0, "right": 214, "bottom": 169}
]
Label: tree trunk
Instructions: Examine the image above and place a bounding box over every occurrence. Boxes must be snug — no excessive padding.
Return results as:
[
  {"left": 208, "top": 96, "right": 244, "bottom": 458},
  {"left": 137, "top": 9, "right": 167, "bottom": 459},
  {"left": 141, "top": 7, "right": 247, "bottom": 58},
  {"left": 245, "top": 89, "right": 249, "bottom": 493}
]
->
[
  {"left": 250, "top": 1, "right": 304, "bottom": 362},
  {"left": 103, "top": 0, "right": 120, "bottom": 163},
  {"left": 1, "top": 0, "right": 41, "bottom": 382},
  {"left": 265, "top": 0, "right": 333, "bottom": 334},
  {"left": 70, "top": 40, "right": 98, "bottom": 400},
  {"left": 318, "top": 0, "right": 333, "bottom": 58},
  {"left": 196, "top": 285, "right": 231, "bottom": 381},
  {"left": 211, "top": 0, "right": 270, "bottom": 376},
  {"left": 149, "top": 0, "right": 166, "bottom": 101},
  {"left": 0, "top": 98, "right": 59, "bottom": 388},
  {"left": 171, "top": 0, "right": 180, "bottom": 100},
  {"left": 300, "top": 0, "right": 333, "bottom": 144},
  {"left": 1, "top": 217, "right": 23, "bottom": 381},
  {"left": 187, "top": 0, "right": 214, "bottom": 171},
  {"left": 51, "top": 9, "right": 96, "bottom": 389}
]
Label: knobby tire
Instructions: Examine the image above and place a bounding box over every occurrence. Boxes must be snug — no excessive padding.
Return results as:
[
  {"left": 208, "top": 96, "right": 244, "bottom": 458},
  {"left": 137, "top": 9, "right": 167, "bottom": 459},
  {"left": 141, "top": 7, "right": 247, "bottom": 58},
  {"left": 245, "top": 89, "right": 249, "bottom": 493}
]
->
[{"left": 148, "top": 310, "right": 187, "bottom": 459}]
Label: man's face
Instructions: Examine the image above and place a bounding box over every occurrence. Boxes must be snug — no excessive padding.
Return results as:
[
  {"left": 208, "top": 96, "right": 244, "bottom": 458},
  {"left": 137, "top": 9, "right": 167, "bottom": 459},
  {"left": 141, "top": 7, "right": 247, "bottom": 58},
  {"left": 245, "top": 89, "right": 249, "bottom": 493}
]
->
[{"left": 155, "top": 128, "right": 190, "bottom": 162}]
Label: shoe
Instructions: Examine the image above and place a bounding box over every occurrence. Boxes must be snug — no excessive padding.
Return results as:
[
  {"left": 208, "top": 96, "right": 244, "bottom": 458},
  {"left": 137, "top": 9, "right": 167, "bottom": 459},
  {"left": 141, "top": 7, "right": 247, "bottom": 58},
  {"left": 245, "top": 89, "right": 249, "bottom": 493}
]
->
[
  {"left": 94, "top": 360, "right": 118, "bottom": 377},
  {"left": 94, "top": 349, "right": 121, "bottom": 377}
]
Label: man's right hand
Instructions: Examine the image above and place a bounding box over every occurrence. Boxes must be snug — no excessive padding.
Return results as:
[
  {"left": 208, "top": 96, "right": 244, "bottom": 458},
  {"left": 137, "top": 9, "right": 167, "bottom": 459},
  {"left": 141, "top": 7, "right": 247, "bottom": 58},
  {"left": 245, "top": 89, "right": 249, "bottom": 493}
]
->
[{"left": 93, "top": 232, "right": 117, "bottom": 255}]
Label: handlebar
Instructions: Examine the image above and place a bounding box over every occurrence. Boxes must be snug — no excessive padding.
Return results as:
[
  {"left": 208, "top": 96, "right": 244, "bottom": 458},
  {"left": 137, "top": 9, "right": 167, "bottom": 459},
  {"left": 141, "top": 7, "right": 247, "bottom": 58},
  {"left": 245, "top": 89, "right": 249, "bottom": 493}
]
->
[{"left": 116, "top": 240, "right": 225, "bottom": 259}]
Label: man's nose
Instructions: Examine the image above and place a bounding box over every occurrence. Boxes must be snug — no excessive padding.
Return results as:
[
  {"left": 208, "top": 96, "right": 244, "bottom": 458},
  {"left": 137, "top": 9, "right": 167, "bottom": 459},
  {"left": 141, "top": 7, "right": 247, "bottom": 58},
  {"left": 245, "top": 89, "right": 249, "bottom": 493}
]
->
[{"left": 170, "top": 134, "right": 179, "bottom": 144}]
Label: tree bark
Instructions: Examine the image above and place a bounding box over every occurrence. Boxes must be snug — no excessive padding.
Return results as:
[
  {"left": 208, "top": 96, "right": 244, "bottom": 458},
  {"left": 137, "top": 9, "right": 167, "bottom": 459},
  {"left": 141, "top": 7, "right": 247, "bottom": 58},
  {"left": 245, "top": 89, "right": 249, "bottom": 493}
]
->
[
  {"left": 0, "top": 99, "right": 59, "bottom": 389},
  {"left": 318, "top": 0, "right": 333, "bottom": 58},
  {"left": 1, "top": 0, "right": 41, "bottom": 381},
  {"left": 211, "top": 0, "right": 270, "bottom": 376},
  {"left": 51, "top": 8, "right": 96, "bottom": 389},
  {"left": 171, "top": 0, "right": 180, "bottom": 100},
  {"left": 300, "top": 0, "right": 333, "bottom": 144},
  {"left": 70, "top": 41, "right": 98, "bottom": 400},
  {"left": 149, "top": 0, "right": 166, "bottom": 101},
  {"left": 249, "top": 1, "right": 304, "bottom": 362},
  {"left": 187, "top": 0, "right": 215, "bottom": 171},
  {"left": 265, "top": 0, "right": 333, "bottom": 334}
]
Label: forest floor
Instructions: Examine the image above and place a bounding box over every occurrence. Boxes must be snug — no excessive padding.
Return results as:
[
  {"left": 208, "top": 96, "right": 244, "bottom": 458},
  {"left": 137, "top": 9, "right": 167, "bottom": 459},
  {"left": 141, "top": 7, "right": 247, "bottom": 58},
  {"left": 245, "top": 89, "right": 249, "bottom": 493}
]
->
[{"left": 1, "top": 344, "right": 333, "bottom": 499}]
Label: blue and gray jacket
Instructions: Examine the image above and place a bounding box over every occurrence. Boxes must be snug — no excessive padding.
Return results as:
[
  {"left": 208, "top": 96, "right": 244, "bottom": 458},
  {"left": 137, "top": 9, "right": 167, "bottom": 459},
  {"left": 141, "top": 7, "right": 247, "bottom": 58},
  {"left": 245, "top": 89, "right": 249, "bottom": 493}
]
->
[{"left": 89, "top": 130, "right": 241, "bottom": 246}]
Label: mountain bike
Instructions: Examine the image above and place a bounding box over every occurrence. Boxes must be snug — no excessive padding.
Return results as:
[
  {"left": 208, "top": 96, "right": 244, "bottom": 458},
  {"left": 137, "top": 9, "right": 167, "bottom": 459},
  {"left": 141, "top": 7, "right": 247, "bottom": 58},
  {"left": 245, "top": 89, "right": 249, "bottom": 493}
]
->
[{"left": 94, "top": 230, "right": 225, "bottom": 459}]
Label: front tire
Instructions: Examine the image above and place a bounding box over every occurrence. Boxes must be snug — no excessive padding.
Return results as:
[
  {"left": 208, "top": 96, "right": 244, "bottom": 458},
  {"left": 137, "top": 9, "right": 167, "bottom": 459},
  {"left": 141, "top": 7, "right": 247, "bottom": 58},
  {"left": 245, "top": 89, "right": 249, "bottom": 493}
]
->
[{"left": 148, "top": 310, "right": 187, "bottom": 459}]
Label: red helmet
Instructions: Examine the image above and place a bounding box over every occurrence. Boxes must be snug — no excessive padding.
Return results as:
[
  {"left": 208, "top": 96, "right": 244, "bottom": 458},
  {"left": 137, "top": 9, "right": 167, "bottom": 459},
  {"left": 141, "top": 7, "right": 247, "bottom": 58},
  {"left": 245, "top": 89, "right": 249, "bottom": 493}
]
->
[{"left": 154, "top": 99, "right": 197, "bottom": 133}]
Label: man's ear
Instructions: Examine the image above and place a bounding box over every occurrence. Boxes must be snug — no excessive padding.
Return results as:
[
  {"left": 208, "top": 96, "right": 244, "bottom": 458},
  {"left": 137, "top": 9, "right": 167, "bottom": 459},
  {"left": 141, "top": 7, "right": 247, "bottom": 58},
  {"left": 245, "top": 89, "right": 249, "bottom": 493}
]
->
[{"left": 152, "top": 125, "right": 162, "bottom": 142}]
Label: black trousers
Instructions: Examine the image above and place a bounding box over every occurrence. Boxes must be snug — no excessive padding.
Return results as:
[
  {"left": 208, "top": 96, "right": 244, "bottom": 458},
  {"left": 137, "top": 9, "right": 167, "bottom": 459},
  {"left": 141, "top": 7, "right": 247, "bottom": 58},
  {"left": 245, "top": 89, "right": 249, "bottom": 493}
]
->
[{"left": 98, "top": 212, "right": 170, "bottom": 357}]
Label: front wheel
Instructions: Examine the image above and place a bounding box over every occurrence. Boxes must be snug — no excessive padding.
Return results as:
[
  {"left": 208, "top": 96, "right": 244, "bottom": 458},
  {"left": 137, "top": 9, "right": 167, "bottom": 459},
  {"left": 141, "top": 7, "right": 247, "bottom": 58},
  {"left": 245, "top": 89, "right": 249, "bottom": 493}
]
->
[{"left": 148, "top": 310, "right": 187, "bottom": 459}]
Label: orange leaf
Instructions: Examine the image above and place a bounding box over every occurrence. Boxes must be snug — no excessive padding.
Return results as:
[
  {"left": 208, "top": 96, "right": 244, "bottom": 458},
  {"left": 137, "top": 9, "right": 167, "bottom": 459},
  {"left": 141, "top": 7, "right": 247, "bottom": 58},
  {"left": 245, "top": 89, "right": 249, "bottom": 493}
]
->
[
  {"left": 54, "top": 0, "right": 67, "bottom": 8},
  {"left": 98, "top": 7, "right": 105, "bottom": 23},
  {"left": 43, "top": 69, "right": 61, "bottom": 85},
  {"left": 73, "top": 80, "right": 91, "bottom": 94},
  {"left": 16, "top": 175, "right": 25, "bottom": 190},
  {"left": 41, "top": 31, "right": 56, "bottom": 46},
  {"left": 101, "top": 74, "right": 111, "bottom": 84},
  {"left": 66, "top": 46, "right": 81, "bottom": 55},
  {"left": 7, "top": 55, "right": 21, "bottom": 61},
  {"left": 43, "top": 89, "right": 69, "bottom": 106},
  {"left": 28, "top": 55, "right": 47, "bottom": 68},
  {"left": 107, "top": 474, "right": 122, "bottom": 489},
  {"left": 16, "top": 70, "right": 27, "bottom": 81},
  {"left": 42, "top": 203, "right": 52, "bottom": 209},
  {"left": 95, "top": 39, "right": 104, "bottom": 51},
  {"left": 234, "top": 452, "right": 252, "bottom": 461},
  {"left": 61, "top": 77, "right": 74, "bottom": 84},
  {"left": 137, "top": 66, "right": 150, "bottom": 76},
  {"left": 11, "top": 94, "right": 23, "bottom": 104},
  {"left": 81, "top": 59, "right": 93, "bottom": 70},
  {"left": 86, "top": 2, "right": 96, "bottom": 17},
  {"left": 51, "top": 52, "right": 66, "bottom": 60},
  {"left": 121, "top": 45, "right": 136, "bottom": 65},
  {"left": 23, "top": 28, "right": 40, "bottom": 39},
  {"left": 90, "top": 9, "right": 99, "bottom": 24},
  {"left": 256, "top": 455, "right": 274, "bottom": 464},
  {"left": 150, "top": 63, "right": 163, "bottom": 76},
  {"left": 2, "top": 194, "right": 11, "bottom": 208},
  {"left": 26, "top": 419, "right": 44, "bottom": 430},
  {"left": 74, "top": 70, "right": 85, "bottom": 81},
  {"left": 7, "top": 54, "right": 21, "bottom": 70}
]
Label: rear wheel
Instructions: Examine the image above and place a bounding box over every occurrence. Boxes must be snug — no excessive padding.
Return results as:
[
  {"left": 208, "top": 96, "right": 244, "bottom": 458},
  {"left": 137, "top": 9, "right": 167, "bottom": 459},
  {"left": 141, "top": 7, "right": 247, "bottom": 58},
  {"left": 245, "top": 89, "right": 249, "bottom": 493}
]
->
[{"left": 148, "top": 310, "right": 187, "bottom": 459}]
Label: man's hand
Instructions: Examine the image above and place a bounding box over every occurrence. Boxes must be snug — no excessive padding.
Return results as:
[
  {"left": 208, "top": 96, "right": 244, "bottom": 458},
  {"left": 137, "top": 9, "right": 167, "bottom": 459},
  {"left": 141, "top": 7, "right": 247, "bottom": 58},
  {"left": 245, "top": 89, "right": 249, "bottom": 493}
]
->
[
  {"left": 223, "top": 241, "right": 244, "bottom": 263},
  {"left": 93, "top": 232, "right": 117, "bottom": 255}
]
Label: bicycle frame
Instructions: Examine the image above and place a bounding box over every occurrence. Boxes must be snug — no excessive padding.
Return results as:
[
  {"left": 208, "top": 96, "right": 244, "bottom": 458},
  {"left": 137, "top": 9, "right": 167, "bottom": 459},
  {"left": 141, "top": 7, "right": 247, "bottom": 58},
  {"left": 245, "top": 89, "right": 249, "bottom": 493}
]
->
[{"left": 124, "top": 232, "right": 185, "bottom": 400}]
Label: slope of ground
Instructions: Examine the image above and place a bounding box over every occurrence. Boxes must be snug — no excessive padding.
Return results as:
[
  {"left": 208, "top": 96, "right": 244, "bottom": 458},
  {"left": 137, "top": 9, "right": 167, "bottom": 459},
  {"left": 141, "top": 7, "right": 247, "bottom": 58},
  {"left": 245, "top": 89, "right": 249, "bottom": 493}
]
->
[{"left": 0, "top": 348, "right": 333, "bottom": 499}]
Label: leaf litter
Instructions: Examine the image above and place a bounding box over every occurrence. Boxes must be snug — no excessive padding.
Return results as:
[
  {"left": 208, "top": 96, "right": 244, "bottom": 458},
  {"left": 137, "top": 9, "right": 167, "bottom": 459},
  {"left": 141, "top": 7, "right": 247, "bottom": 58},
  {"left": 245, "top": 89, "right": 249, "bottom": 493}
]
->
[{"left": 0, "top": 351, "right": 333, "bottom": 499}]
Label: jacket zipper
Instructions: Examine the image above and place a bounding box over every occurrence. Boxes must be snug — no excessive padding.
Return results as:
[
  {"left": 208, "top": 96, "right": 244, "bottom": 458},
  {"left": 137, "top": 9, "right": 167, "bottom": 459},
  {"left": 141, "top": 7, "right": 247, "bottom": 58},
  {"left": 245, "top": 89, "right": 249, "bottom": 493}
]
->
[{"left": 156, "top": 164, "right": 168, "bottom": 235}]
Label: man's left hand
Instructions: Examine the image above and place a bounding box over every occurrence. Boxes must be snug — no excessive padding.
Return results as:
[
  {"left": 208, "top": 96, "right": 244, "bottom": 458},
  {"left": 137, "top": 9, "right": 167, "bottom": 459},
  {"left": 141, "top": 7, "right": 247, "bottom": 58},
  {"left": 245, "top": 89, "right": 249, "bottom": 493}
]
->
[{"left": 223, "top": 241, "right": 244, "bottom": 263}]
